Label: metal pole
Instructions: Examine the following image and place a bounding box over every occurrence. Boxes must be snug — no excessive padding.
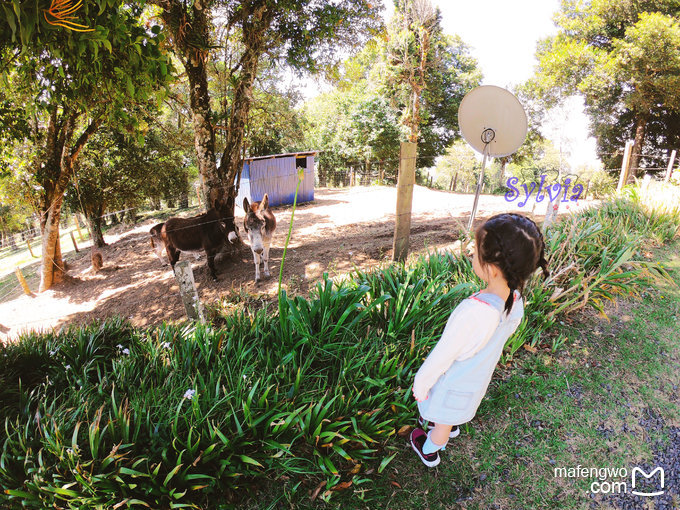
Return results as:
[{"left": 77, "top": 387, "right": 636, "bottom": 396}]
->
[{"left": 468, "top": 142, "right": 490, "bottom": 232}]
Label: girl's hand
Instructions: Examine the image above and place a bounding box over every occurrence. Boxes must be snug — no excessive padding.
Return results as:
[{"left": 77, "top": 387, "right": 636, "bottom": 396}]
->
[{"left": 412, "top": 387, "right": 428, "bottom": 402}]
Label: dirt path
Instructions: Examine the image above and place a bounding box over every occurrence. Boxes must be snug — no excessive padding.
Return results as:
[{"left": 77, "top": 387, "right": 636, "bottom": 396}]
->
[{"left": 0, "top": 186, "right": 594, "bottom": 342}]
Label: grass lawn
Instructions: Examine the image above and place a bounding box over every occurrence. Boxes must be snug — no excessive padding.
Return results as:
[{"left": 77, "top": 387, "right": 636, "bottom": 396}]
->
[{"left": 254, "top": 240, "right": 680, "bottom": 509}]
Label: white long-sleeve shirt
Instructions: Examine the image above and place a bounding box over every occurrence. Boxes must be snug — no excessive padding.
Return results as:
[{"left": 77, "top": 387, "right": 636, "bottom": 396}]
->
[{"left": 412, "top": 297, "right": 501, "bottom": 402}]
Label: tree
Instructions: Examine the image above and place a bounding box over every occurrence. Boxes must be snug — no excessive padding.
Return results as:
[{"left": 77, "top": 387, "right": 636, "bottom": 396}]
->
[
  {"left": 1, "top": 0, "right": 172, "bottom": 290},
  {"left": 150, "top": 0, "right": 383, "bottom": 220},
  {"left": 382, "top": 0, "right": 438, "bottom": 144},
  {"left": 303, "top": 24, "right": 481, "bottom": 182},
  {"left": 433, "top": 140, "right": 478, "bottom": 191},
  {"left": 531, "top": 1, "right": 680, "bottom": 179},
  {"left": 380, "top": 0, "right": 481, "bottom": 166},
  {"left": 304, "top": 82, "right": 402, "bottom": 185},
  {"left": 65, "top": 127, "right": 189, "bottom": 247}
]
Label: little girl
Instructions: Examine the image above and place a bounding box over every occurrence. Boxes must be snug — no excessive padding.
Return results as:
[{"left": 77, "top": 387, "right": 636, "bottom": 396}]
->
[{"left": 410, "top": 213, "right": 549, "bottom": 467}]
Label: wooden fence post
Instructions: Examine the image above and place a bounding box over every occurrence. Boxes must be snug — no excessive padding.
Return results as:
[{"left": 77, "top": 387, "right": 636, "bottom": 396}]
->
[
  {"left": 15, "top": 267, "right": 34, "bottom": 296},
  {"left": 665, "top": 149, "right": 676, "bottom": 182},
  {"left": 70, "top": 231, "right": 79, "bottom": 253},
  {"left": 26, "top": 238, "right": 36, "bottom": 258},
  {"left": 74, "top": 215, "right": 85, "bottom": 241},
  {"left": 392, "top": 142, "right": 417, "bottom": 263},
  {"left": 616, "top": 140, "right": 634, "bottom": 192},
  {"left": 173, "top": 260, "right": 206, "bottom": 323}
]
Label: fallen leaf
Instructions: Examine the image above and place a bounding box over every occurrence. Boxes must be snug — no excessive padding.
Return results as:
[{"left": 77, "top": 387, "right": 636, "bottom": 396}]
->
[
  {"left": 391, "top": 481, "right": 402, "bottom": 489},
  {"left": 332, "top": 481, "right": 353, "bottom": 491},
  {"left": 523, "top": 344, "right": 537, "bottom": 353},
  {"left": 310, "top": 481, "right": 326, "bottom": 502},
  {"left": 397, "top": 425, "right": 412, "bottom": 437}
]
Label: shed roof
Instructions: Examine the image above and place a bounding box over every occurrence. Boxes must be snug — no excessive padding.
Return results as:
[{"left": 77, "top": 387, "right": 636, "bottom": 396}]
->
[{"left": 244, "top": 151, "right": 318, "bottom": 162}]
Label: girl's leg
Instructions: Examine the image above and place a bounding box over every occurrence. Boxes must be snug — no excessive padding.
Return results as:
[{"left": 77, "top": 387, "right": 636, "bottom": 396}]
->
[
  {"left": 422, "top": 423, "right": 452, "bottom": 454},
  {"left": 431, "top": 423, "right": 453, "bottom": 445}
]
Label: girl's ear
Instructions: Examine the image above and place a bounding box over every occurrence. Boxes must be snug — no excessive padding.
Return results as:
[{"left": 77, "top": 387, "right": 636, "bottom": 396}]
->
[{"left": 486, "top": 262, "right": 503, "bottom": 281}]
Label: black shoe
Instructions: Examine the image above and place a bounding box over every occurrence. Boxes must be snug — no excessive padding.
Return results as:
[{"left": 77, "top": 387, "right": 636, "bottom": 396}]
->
[
  {"left": 418, "top": 416, "right": 460, "bottom": 438},
  {"left": 410, "top": 427, "right": 440, "bottom": 467}
]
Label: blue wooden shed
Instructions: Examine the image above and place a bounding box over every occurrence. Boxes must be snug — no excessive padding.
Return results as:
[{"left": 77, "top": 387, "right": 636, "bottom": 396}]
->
[{"left": 236, "top": 151, "right": 316, "bottom": 209}]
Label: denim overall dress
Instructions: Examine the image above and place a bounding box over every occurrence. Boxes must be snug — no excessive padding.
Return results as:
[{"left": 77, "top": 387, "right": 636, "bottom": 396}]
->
[{"left": 417, "top": 291, "right": 524, "bottom": 426}]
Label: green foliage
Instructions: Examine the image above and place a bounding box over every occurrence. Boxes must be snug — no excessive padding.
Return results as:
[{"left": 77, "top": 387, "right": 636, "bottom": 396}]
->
[
  {"left": 530, "top": 0, "right": 680, "bottom": 171},
  {"left": 65, "top": 127, "right": 190, "bottom": 218},
  {"left": 432, "top": 140, "right": 478, "bottom": 191},
  {"left": 304, "top": 18, "right": 482, "bottom": 182},
  {"left": 505, "top": 181, "right": 680, "bottom": 360},
  {"left": 577, "top": 165, "right": 617, "bottom": 198},
  {"left": 304, "top": 82, "right": 402, "bottom": 184}
]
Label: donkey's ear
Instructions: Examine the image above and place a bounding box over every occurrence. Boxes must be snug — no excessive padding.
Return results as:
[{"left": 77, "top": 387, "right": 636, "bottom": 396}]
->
[
  {"left": 261, "top": 193, "right": 269, "bottom": 210},
  {"left": 243, "top": 197, "right": 250, "bottom": 211}
]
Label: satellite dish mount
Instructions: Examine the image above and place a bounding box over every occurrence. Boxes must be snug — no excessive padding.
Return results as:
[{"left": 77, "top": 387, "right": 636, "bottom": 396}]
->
[{"left": 457, "top": 86, "right": 528, "bottom": 231}]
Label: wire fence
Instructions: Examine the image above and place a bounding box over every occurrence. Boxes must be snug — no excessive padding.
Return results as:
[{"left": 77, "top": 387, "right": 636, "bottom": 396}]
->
[{"left": 2, "top": 150, "right": 675, "bottom": 314}]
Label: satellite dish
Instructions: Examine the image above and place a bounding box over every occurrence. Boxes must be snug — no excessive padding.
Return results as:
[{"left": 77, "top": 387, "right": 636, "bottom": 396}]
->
[
  {"left": 459, "top": 85, "right": 527, "bottom": 157},
  {"left": 457, "top": 85, "right": 528, "bottom": 230}
]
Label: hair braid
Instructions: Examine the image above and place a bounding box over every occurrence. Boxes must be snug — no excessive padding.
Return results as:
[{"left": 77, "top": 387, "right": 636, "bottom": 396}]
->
[
  {"left": 484, "top": 226, "right": 521, "bottom": 313},
  {"left": 475, "top": 213, "right": 550, "bottom": 314}
]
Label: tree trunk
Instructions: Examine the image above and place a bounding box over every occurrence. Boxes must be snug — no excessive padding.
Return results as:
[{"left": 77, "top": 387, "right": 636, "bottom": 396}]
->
[
  {"left": 179, "top": 191, "right": 189, "bottom": 209},
  {"left": 216, "top": 5, "right": 274, "bottom": 218},
  {"left": 185, "top": 49, "right": 219, "bottom": 206},
  {"left": 627, "top": 115, "right": 647, "bottom": 183},
  {"left": 152, "top": 0, "right": 220, "bottom": 210},
  {"left": 39, "top": 196, "right": 67, "bottom": 291},
  {"left": 87, "top": 207, "right": 106, "bottom": 248},
  {"left": 39, "top": 110, "right": 103, "bottom": 292}
]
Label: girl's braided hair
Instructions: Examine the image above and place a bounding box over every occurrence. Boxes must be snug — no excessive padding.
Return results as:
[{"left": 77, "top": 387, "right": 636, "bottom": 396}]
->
[{"left": 475, "top": 213, "right": 549, "bottom": 313}]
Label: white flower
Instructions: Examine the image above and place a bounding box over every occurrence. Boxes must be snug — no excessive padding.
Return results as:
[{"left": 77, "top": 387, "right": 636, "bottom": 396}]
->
[
  {"left": 183, "top": 389, "right": 196, "bottom": 400},
  {"left": 348, "top": 251, "right": 354, "bottom": 256},
  {"left": 122, "top": 348, "right": 130, "bottom": 355},
  {"left": 65, "top": 364, "right": 71, "bottom": 370},
  {"left": 161, "top": 342, "right": 171, "bottom": 349},
  {"left": 117, "top": 344, "right": 123, "bottom": 349},
  {"left": 49, "top": 350, "right": 56, "bottom": 356}
]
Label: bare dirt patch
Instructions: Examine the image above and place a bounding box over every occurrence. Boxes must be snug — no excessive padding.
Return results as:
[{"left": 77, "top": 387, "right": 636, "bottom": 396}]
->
[{"left": 0, "top": 186, "right": 594, "bottom": 341}]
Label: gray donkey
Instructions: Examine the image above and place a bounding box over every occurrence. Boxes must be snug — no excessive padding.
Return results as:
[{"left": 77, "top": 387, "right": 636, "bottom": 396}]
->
[{"left": 243, "top": 194, "right": 277, "bottom": 282}]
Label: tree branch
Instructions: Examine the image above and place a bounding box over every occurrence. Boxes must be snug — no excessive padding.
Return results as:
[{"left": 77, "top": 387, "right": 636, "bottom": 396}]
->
[{"left": 70, "top": 114, "right": 104, "bottom": 161}]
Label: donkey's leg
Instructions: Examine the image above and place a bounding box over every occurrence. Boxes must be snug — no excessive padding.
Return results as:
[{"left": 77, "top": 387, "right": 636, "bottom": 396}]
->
[
  {"left": 263, "top": 239, "right": 271, "bottom": 278},
  {"left": 167, "top": 246, "right": 180, "bottom": 270},
  {"left": 253, "top": 250, "right": 262, "bottom": 282},
  {"left": 206, "top": 249, "right": 219, "bottom": 281}
]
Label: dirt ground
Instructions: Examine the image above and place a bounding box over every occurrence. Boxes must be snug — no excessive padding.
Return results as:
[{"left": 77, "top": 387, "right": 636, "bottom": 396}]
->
[{"left": 0, "top": 186, "right": 595, "bottom": 342}]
